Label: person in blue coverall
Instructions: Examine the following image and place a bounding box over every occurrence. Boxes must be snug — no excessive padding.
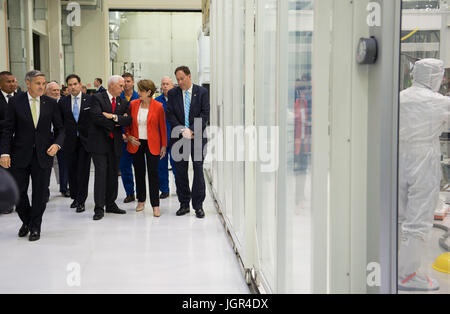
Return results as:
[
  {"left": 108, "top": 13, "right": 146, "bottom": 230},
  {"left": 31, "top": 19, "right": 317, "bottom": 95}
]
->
[
  {"left": 120, "top": 73, "right": 139, "bottom": 203},
  {"left": 155, "top": 76, "right": 176, "bottom": 199}
]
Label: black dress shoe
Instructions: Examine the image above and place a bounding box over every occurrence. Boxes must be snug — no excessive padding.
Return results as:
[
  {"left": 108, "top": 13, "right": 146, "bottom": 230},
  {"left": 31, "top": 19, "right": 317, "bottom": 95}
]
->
[
  {"left": 123, "top": 195, "right": 135, "bottom": 203},
  {"left": 176, "top": 207, "right": 190, "bottom": 216},
  {"left": 106, "top": 207, "right": 126, "bottom": 214},
  {"left": 159, "top": 192, "right": 169, "bottom": 199},
  {"left": 195, "top": 209, "right": 205, "bottom": 219},
  {"left": 70, "top": 200, "right": 79, "bottom": 209},
  {"left": 62, "top": 190, "right": 71, "bottom": 198},
  {"left": 3, "top": 208, "right": 14, "bottom": 214},
  {"left": 18, "top": 224, "right": 29, "bottom": 237},
  {"left": 93, "top": 212, "right": 104, "bottom": 221},
  {"left": 29, "top": 231, "right": 40, "bottom": 242},
  {"left": 76, "top": 204, "right": 85, "bottom": 213}
]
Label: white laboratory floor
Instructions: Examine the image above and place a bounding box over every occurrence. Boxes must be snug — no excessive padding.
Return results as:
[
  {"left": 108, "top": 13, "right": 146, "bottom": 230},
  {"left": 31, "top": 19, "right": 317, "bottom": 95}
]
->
[{"left": 0, "top": 168, "right": 250, "bottom": 294}]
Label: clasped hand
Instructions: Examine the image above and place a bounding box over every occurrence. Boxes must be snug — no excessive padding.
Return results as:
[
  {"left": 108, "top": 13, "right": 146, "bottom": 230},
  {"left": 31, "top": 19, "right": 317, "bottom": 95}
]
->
[{"left": 182, "top": 128, "right": 194, "bottom": 140}]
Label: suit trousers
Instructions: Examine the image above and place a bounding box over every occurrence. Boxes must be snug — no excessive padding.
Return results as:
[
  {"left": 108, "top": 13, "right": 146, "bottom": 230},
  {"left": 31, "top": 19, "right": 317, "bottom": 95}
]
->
[
  {"left": 92, "top": 139, "right": 121, "bottom": 214},
  {"left": 11, "top": 149, "right": 52, "bottom": 232},
  {"left": 67, "top": 137, "right": 91, "bottom": 205},
  {"left": 158, "top": 148, "right": 176, "bottom": 194},
  {"left": 173, "top": 138, "right": 206, "bottom": 210},
  {"left": 56, "top": 149, "right": 69, "bottom": 193},
  {"left": 132, "top": 140, "right": 160, "bottom": 207}
]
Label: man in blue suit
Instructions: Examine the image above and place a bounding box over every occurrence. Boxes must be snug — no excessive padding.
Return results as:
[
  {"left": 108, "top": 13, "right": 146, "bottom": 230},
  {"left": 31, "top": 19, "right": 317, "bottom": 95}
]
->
[
  {"left": 166, "top": 66, "right": 210, "bottom": 219},
  {"left": 155, "top": 76, "right": 177, "bottom": 199}
]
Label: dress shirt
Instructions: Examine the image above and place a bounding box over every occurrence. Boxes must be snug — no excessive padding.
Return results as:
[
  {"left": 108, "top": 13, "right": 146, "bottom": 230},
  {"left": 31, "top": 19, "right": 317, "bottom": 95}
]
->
[
  {"left": 27, "top": 93, "right": 40, "bottom": 123},
  {"left": 106, "top": 90, "right": 119, "bottom": 122},
  {"left": 1, "top": 90, "right": 13, "bottom": 103},
  {"left": 71, "top": 92, "right": 82, "bottom": 112},
  {"left": 137, "top": 107, "right": 149, "bottom": 140}
]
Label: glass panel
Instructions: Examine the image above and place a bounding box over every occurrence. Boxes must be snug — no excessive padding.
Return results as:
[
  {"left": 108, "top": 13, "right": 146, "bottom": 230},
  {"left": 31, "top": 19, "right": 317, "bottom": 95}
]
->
[
  {"left": 232, "top": 0, "right": 246, "bottom": 246},
  {"left": 398, "top": 0, "right": 450, "bottom": 294},
  {"left": 223, "top": 0, "right": 234, "bottom": 222},
  {"left": 255, "top": 0, "right": 278, "bottom": 291},
  {"left": 285, "top": 0, "right": 314, "bottom": 293}
]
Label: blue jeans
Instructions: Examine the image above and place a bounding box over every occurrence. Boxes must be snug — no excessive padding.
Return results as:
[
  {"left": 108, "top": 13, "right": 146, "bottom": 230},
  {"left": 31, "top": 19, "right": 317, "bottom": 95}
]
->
[
  {"left": 158, "top": 148, "right": 176, "bottom": 194},
  {"left": 120, "top": 143, "right": 135, "bottom": 196}
]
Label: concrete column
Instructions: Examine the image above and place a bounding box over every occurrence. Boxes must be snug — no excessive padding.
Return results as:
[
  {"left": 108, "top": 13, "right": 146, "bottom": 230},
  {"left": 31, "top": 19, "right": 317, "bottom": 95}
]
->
[
  {"left": 24, "top": 0, "right": 33, "bottom": 71},
  {"left": 7, "top": 0, "right": 27, "bottom": 87},
  {"left": 48, "top": 0, "right": 64, "bottom": 83},
  {"left": 0, "top": 0, "right": 9, "bottom": 71}
]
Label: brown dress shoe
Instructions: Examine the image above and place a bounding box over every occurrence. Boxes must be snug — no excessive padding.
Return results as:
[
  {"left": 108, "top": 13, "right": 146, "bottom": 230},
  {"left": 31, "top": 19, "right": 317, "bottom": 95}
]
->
[{"left": 124, "top": 195, "right": 135, "bottom": 203}]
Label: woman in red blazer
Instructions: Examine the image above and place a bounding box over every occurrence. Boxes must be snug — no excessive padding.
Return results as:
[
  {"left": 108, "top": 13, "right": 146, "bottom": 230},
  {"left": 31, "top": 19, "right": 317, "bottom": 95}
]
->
[{"left": 125, "top": 80, "right": 167, "bottom": 216}]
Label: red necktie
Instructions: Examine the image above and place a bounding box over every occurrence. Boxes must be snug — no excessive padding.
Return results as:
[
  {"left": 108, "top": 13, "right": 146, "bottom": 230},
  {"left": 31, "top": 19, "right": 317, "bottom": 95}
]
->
[{"left": 110, "top": 97, "right": 116, "bottom": 139}]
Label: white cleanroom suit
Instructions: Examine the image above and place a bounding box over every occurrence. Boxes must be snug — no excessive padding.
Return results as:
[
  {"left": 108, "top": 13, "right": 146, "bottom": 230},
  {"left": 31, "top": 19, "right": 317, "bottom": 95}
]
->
[{"left": 398, "top": 58, "right": 450, "bottom": 291}]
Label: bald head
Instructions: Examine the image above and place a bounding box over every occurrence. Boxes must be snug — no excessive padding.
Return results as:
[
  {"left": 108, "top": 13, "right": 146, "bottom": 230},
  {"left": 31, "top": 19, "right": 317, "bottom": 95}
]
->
[
  {"left": 161, "top": 76, "right": 174, "bottom": 97},
  {"left": 45, "top": 82, "right": 61, "bottom": 100}
]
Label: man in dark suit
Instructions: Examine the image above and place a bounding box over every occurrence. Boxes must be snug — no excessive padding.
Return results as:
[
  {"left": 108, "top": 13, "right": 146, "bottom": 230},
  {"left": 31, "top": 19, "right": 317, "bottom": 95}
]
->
[
  {"left": 0, "top": 168, "right": 19, "bottom": 214},
  {"left": 0, "top": 71, "right": 21, "bottom": 214},
  {"left": 166, "top": 66, "right": 210, "bottom": 219},
  {"left": 88, "top": 75, "right": 132, "bottom": 221},
  {"left": 0, "top": 70, "right": 65, "bottom": 241},
  {"left": 94, "top": 78, "right": 106, "bottom": 94},
  {"left": 45, "top": 81, "right": 70, "bottom": 199},
  {"left": 59, "top": 74, "right": 92, "bottom": 213}
]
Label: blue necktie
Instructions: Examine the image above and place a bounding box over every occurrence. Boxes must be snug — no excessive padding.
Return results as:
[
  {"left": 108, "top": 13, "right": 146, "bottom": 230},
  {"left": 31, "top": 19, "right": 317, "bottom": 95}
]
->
[
  {"left": 73, "top": 97, "right": 79, "bottom": 123},
  {"left": 184, "top": 91, "right": 191, "bottom": 128}
]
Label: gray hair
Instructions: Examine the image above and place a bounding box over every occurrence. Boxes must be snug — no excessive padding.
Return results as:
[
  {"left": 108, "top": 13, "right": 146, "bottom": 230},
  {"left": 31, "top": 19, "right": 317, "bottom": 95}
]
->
[
  {"left": 161, "top": 76, "right": 173, "bottom": 83},
  {"left": 25, "top": 70, "right": 45, "bottom": 82},
  {"left": 108, "top": 75, "right": 124, "bottom": 87},
  {"left": 45, "top": 81, "right": 60, "bottom": 92}
]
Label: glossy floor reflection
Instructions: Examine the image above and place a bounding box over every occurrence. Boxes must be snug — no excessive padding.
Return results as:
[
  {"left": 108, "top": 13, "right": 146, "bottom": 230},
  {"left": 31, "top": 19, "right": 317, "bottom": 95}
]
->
[{"left": 0, "top": 168, "right": 250, "bottom": 294}]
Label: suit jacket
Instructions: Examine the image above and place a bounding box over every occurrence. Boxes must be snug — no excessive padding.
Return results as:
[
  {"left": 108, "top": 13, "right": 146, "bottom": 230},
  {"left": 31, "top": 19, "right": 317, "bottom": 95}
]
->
[
  {"left": 87, "top": 91, "right": 132, "bottom": 156},
  {"left": 96, "top": 86, "right": 106, "bottom": 94},
  {"left": 166, "top": 84, "right": 210, "bottom": 148},
  {"left": 0, "top": 91, "right": 21, "bottom": 130},
  {"left": 59, "top": 93, "right": 92, "bottom": 153},
  {"left": 0, "top": 93, "right": 8, "bottom": 131},
  {"left": 155, "top": 94, "right": 172, "bottom": 144},
  {"left": 125, "top": 99, "right": 167, "bottom": 156},
  {"left": 0, "top": 93, "right": 65, "bottom": 169}
]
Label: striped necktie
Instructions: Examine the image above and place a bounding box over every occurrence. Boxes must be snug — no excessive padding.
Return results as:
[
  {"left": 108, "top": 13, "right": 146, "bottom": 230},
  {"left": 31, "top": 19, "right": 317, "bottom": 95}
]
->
[{"left": 184, "top": 90, "right": 191, "bottom": 128}]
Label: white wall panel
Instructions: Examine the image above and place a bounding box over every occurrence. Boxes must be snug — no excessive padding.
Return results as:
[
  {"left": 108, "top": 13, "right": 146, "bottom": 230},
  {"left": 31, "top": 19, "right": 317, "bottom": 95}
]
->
[
  {"left": 108, "top": 0, "right": 201, "bottom": 10},
  {"left": 113, "top": 12, "right": 201, "bottom": 85},
  {"left": 72, "top": 7, "right": 108, "bottom": 87}
]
